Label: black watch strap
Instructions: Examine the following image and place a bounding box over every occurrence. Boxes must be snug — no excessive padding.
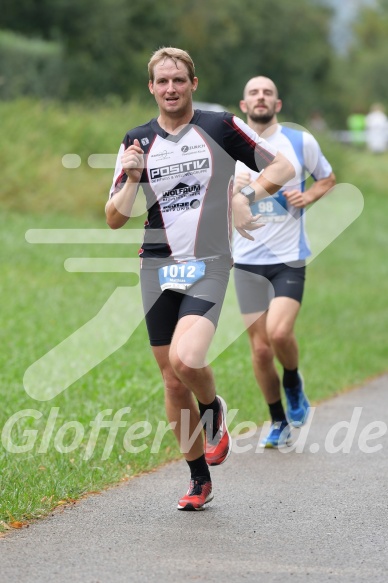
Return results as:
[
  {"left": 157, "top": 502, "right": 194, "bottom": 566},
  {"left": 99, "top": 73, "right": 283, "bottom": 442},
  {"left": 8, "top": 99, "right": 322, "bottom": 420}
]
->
[{"left": 240, "top": 185, "right": 256, "bottom": 205}]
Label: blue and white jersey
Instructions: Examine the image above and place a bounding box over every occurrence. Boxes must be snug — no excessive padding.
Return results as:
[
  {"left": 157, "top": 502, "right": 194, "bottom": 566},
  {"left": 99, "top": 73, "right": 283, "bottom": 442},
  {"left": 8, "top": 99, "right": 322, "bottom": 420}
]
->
[{"left": 232, "top": 124, "right": 332, "bottom": 265}]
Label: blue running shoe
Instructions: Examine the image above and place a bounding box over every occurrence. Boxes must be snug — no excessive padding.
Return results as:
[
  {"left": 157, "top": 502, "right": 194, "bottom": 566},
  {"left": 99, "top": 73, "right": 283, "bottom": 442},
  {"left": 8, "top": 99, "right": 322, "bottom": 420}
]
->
[
  {"left": 259, "top": 420, "right": 292, "bottom": 448},
  {"left": 284, "top": 373, "right": 310, "bottom": 427}
]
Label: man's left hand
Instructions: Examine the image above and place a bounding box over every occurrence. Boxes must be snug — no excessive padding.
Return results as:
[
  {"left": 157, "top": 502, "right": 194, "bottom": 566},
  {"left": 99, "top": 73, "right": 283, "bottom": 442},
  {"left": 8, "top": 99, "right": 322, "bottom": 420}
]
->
[{"left": 283, "top": 189, "right": 311, "bottom": 208}]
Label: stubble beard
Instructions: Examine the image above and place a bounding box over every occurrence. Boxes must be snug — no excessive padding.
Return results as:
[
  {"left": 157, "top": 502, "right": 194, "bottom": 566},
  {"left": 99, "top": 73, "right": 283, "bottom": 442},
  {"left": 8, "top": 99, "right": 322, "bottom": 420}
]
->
[
  {"left": 248, "top": 111, "right": 275, "bottom": 125},
  {"left": 247, "top": 103, "right": 276, "bottom": 125}
]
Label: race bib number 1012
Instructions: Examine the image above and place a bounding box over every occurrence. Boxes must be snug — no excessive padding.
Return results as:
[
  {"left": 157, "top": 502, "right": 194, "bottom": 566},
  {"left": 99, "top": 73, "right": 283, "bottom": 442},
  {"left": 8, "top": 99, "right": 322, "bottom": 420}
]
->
[{"left": 158, "top": 260, "right": 206, "bottom": 291}]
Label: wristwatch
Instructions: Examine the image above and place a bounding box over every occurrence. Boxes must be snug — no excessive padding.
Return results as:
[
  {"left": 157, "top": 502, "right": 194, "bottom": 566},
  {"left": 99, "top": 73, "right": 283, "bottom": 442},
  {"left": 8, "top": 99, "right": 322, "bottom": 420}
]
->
[{"left": 240, "top": 185, "right": 256, "bottom": 205}]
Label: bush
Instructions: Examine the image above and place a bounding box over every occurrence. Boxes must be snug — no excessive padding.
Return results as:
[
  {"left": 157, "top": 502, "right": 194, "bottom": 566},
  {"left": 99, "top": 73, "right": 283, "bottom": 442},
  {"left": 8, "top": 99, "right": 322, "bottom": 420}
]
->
[{"left": 0, "top": 30, "right": 66, "bottom": 99}]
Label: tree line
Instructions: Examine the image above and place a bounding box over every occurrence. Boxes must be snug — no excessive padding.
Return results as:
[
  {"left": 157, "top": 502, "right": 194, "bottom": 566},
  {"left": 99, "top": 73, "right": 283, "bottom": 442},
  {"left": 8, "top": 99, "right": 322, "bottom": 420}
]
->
[{"left": 1, "top": 0, "right": 387, "bottom": 126}]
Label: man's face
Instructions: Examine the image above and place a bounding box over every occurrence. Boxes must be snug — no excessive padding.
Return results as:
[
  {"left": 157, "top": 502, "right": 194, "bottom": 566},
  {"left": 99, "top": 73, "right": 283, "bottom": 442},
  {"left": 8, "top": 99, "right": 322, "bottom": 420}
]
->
[
  {"left": 240, "top": 77, "right": 281, "bottom": 124},
  {"left": 149, "top": 58, "right": 198, "bottom": 117}
]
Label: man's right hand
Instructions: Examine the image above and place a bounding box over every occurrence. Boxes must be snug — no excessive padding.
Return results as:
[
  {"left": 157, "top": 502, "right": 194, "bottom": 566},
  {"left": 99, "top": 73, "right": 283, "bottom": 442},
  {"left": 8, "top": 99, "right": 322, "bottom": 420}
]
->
[
  {"left": 121, "top": 138, "right": 144, "bottom": 182},
  {"left": 232, "top": 193, "right": 264, "bottom": 241}
]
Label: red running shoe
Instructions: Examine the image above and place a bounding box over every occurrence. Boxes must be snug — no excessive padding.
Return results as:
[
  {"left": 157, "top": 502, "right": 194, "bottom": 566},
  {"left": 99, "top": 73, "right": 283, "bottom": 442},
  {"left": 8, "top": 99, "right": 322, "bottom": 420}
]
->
[
  {"left": 204, "top": 396, "right": 232, "bottom": 466},
  {"left": 177, "top": 479, "right": 213, "bottom": 511}
]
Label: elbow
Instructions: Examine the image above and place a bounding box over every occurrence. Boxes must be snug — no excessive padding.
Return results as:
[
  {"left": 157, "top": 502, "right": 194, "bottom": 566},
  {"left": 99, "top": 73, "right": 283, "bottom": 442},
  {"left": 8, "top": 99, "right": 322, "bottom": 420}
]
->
[
  {"left": 106, "top": 216, "right": 123, "bottom": 230},
  {"left": 105, "top": 202, "right": 115, "bottom": 229},
  {"left": 105, "top": 212, "right": 116, "bottom": 230},
  {"left": 105, "top": 200, "right": 127, "bottom": 229},
  {"left": 322, "top": 172, "right": 337, "bottom": 194},
  {"left": 106, "top": 212, "right": 130, "bottom": 230}
]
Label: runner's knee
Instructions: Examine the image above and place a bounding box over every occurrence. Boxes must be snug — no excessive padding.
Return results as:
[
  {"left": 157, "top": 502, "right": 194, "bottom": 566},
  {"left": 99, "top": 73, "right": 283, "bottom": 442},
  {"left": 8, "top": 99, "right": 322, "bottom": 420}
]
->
[
  {"left": 268, "top": 325, "right": 292, "bottom": 350},
  {"left": 251, "top": 341, "right": 273, "bottom": 367}
]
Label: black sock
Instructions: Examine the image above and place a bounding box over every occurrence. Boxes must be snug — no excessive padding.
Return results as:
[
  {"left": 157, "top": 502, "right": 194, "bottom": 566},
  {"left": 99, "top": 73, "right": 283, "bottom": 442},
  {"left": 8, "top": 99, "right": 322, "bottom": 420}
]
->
[
  {"left": 186, "top": 454, "right": 210, "bottom": 482},
  {"left": 268, "top": 399, "right": 287, "bottom": 423},
  {"left": 283, "top": 367, "right": 300, "bottom": 390},
  {"left": 198, "top": 397, "right": 220, "bottom": 440}
]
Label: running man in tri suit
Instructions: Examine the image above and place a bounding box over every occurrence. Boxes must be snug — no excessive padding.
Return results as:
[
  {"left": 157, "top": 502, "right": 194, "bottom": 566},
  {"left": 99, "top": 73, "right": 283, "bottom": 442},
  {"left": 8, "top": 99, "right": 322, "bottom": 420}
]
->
[
  {"left": 105, "top": 49, "right": 294, "bottom": 510},
  {"left": 233, "top": 76, "right": 336, "bottom": 448}
]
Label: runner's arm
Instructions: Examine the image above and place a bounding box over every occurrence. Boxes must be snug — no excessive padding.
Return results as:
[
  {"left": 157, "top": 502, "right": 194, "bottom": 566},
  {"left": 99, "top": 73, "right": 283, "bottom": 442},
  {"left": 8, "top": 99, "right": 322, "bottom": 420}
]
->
[
  {"left": 284, "top": 172, "right": 336, "bottom": 208},
  {"left": 105, "top": 179, "right": 139, "bottom": 229},
  {"left": 106, "top": 139, "right": 144, "bottom": 229},
  {"left": 232, "top": 151, "right": 295, "bottom": 240}
]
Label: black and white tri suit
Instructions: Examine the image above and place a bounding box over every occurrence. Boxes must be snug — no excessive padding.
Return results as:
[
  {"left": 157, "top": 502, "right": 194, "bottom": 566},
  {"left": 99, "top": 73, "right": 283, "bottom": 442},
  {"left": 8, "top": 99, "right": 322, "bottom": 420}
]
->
[{"left": 109, "top": 110, "right": 277, "bottom": 345}]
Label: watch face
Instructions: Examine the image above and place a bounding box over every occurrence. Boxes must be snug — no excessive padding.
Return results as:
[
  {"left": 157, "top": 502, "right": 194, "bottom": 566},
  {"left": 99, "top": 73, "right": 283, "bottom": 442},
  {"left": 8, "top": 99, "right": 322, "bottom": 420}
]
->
[
  {"left": 241, "top": 186, "right": 255, "bottom": 196},
  {"left": 241, "top": 185, "right": 255, "bottom": 203}
]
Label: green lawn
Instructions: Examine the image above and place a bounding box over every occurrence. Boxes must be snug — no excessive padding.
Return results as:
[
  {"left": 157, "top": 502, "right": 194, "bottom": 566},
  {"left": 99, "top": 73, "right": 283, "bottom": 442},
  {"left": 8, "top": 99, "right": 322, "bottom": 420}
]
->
[{"left": 1, "top": 103, "right": 388, "bottom": 526}]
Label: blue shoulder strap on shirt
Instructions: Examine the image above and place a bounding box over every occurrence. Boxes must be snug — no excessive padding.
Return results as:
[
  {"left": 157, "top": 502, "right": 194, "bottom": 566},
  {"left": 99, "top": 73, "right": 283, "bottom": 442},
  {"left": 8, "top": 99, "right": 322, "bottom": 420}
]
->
[
  {"left": 280, "top": 126, "right": 310, "bottom": 259},
  {"left": 280, "top": 126, "right": 306, "bottom": 192}
]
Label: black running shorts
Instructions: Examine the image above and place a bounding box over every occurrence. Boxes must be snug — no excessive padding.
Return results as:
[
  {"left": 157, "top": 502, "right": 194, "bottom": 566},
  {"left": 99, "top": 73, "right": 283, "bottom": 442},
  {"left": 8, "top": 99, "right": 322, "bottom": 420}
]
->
[
  {"left": 140, "top": 257, "right": 231, "bottom": 346},
  {"left": 233, "top": 261, "right": 306, "bottom": 314}
]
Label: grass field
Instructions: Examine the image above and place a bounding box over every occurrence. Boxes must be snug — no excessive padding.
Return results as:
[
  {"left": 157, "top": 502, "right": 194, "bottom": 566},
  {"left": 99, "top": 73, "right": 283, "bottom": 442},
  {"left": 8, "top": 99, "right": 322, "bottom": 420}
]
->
[{"left": 1, "top": 101, "right": 388, "bottom": 527}]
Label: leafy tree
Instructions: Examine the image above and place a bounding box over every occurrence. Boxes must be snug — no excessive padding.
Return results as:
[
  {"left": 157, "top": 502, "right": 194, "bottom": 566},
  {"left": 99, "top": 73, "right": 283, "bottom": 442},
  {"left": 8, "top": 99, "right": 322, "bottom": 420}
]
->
[
  {"left": 0, "top": 0, "right": 339, "bottom": 123},
  {"left": 0, "top": 30, "right": 65, "bottom": 99},
  {"left": 343, "top": 0, "right": 388, "bottom": 111}
]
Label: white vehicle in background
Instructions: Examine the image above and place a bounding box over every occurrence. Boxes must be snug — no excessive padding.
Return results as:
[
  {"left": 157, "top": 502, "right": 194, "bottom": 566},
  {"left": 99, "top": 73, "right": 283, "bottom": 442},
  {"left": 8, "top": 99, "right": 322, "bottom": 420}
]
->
[{"left": 193, "top": 101, "right": 225, "bottom": 112}]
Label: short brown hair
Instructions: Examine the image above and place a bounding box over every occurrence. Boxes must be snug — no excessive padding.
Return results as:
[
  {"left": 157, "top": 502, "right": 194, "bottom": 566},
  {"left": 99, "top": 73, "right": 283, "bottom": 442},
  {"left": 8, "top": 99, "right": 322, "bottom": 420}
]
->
[{"left": 148, "top": 47, "right": 195, "bottom": 83}]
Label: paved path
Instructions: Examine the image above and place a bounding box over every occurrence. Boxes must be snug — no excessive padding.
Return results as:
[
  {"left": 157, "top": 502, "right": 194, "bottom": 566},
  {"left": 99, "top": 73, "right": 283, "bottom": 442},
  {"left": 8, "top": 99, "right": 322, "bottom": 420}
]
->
[{"left": 1, "top": 375, "right": 388, "bottom": 582}]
